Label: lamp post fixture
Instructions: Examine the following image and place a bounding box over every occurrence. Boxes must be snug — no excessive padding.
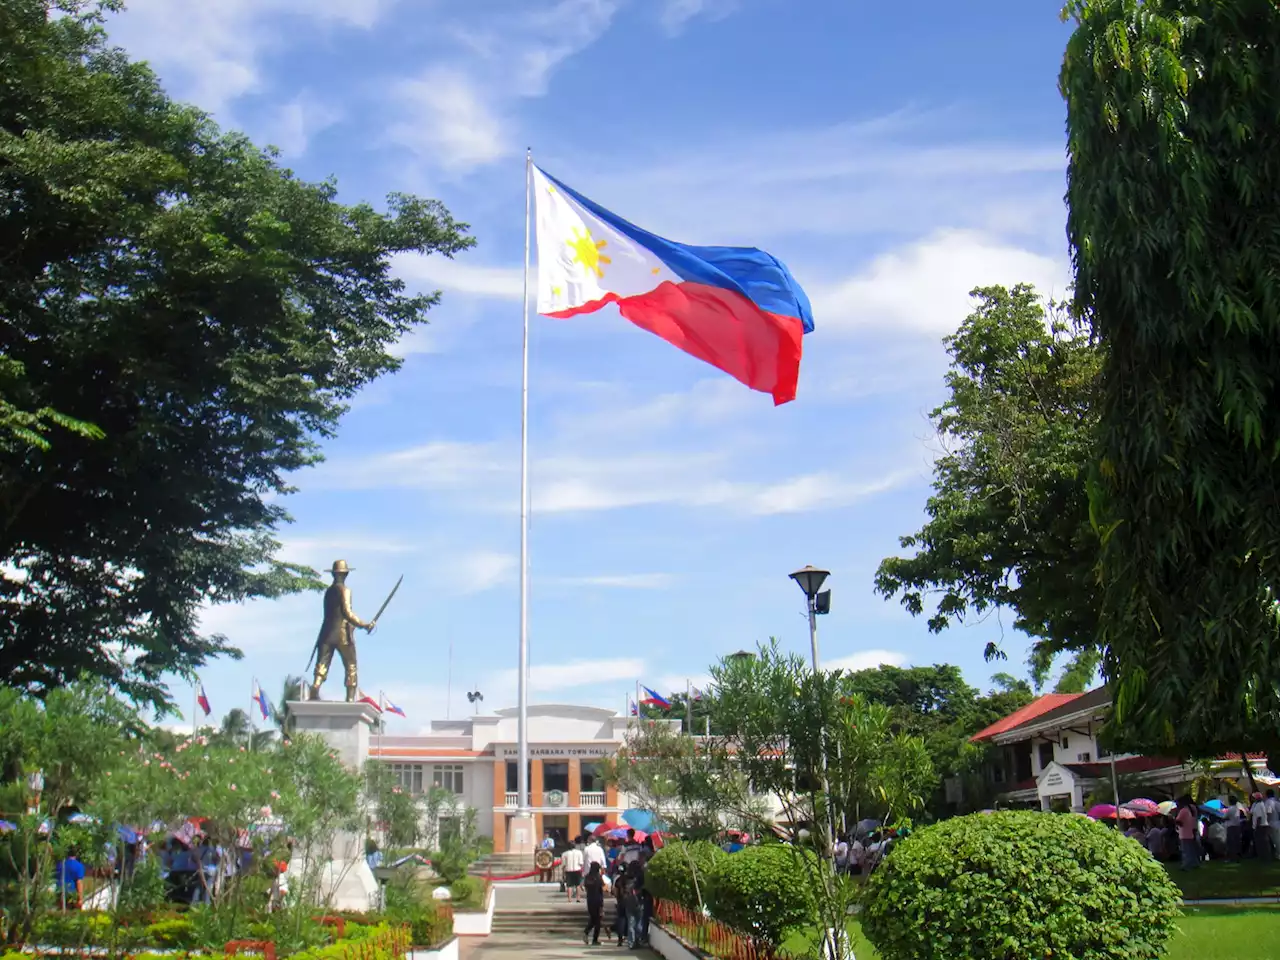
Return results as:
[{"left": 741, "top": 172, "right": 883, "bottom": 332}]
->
[{"left": 789, "top": 565, "right": 830, "bottom": 672}]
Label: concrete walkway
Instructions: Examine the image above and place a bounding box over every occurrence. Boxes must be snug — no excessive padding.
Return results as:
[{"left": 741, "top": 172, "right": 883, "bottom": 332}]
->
[
  {"left": 462, "top": 882, "right": 661, "bottom": 960},
  {"left": 460, "top": 940, "right": 660, "bottom": 960}
]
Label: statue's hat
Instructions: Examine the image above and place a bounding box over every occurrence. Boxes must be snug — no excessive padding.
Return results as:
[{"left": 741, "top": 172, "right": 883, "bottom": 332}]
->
[{"left": 330, "top": 560, "right": 353, "bottom": 574}]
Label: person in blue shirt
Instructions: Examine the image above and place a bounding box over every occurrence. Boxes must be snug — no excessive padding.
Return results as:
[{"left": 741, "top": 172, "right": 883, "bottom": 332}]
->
[{"left": 55, "top": 848, "right": 86, "bottom": 909}]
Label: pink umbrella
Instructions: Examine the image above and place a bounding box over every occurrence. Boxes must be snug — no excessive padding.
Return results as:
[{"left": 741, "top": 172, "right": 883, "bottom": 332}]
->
[
  {"left": 1121, "top": 798, "right": 1160, "bottom": 817},
  {"left": 1086, "top": 804, "right": 1136, "bottom": 820}
]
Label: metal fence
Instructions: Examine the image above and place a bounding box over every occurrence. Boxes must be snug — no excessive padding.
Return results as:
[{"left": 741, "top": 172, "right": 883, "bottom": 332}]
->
[{"left": 654, "top": 899, "right": 791, "bottom": 960}]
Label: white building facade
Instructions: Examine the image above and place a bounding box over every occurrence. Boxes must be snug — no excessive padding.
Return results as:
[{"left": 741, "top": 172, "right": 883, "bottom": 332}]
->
[{"left": 372, "top": 704, "right": 679, "bottom": 850}]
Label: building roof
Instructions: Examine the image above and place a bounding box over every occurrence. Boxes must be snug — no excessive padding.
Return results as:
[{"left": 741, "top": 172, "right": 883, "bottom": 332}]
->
[
  {"left": 970, "top": 693, "right": 1083, "bottom": 743},
  {"left": 1007, "top": 686, "right": 1111, "bottom": 734},
  {"left": 1063, "top": 756, "right": 1183, "bottom": 778}
]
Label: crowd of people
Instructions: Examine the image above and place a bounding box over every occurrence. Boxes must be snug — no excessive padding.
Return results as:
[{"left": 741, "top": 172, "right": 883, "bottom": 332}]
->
[
  {"left": 1134, "top": 791, "right": 1280, "bottom": 870},
  {"left": 549, "top": 829, "right": 655, "bottom": 949}
]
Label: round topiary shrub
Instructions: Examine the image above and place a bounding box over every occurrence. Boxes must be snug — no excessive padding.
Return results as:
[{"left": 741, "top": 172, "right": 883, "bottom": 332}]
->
[
  {"left": 861, "top": 810, "right": 1182, "bottom": 960},
  {"left": 706, "top": 844, "right": 819, "bottom": 945},
  {"left": 644, "top": 840, "right": 725, "bottom": 909}
]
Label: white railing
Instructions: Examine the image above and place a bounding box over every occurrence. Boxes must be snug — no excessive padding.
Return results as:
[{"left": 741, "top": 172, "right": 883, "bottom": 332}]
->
[
  {"left": 580, "top": 792, "right": 607, "bottom": 809},
  {"left": 504, "top": 792, "right": 518, "bottom": 807}
]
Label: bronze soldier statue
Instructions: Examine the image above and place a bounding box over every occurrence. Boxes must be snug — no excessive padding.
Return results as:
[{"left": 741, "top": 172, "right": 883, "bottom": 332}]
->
[{"left": 309, "top": 560, "right": 373, "bottom": 702}]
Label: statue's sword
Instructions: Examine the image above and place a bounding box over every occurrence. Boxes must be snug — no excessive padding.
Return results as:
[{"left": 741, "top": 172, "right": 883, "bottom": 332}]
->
[{"left": 367, "top": 574, "right": 404, "bottom": 633}]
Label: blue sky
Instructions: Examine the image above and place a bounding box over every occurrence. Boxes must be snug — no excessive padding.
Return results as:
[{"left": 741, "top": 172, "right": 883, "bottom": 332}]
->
[{"left": 105, "top": 0, "right": 1078, "bottom": 730}]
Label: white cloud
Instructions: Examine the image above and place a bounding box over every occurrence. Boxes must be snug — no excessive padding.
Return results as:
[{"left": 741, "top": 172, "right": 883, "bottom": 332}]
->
[
  {"left": 434, "top": 550, "right": 517, "bottom": 595},
  {"left": 388, "top": 68, "right": 508, "bottom": 171},
  {"left": 554, "top": 573, "right": 674, "bottom": 589},
  {"left": 386, "top": 0, "right": 623, "bottom": 173},
  {"left": 277, "top": 534, "right": 418, "bottom": 563},
  {"left": 107, "top": 0, "right": 391, "bottom": 116},
  {"left": 567, "top": 115, "right": 1066, "bottom": 244},
  {"left": 315, "top": 440, "right": 510, "bottom": 493},
  {"left": 810, "top": 229, "right": 1071, "bottom": 338},
  {"left": 825, "top": 649, "right": 909, "bottom": 673},
  {"left": 392, "top": 252, "right": 525, "bottom": 300},
  {"left": 314, "top": 431, "right": 917, "bottom": 516},
  {"left": 655, "top": 672, "right": 713, "bottom": 693},
  {"left": 534, "top": 455, "right": 917, "bottom": 515},
  {"left": 267, "top": 93, "right": 342, "bottom": 157},
  {"left": 497, "top": 657, "right": 647, "bottom": 693},
  {"left": 659, "top": 0, "right": 739, "bottom": 34},
  {"left": 199, "top": 591, "right": 320, "bottom": 652}
]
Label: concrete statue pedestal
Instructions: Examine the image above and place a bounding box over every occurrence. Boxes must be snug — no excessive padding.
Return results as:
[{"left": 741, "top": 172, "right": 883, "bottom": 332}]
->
[
  {"left": 285, "top": 699, "right": 381, "bottom": 911},
  {"left": 506, "top": 813, "right": 536, "bottom": 859}
]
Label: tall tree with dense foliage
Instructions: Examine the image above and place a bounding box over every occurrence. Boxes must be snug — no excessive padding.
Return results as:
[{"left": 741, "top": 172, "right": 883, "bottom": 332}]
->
[
  {"left": 0, "top": 0, "right": 473, "bottom": 710},
  {"left": 875, "top": 284, "right": 1104, "bottom": 687},
  {"left": 1062, "top": 1, "right": 1280, "bottom": 754}
]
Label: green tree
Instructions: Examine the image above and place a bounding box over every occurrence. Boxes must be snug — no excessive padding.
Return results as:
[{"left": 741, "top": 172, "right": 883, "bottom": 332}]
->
[
  {"left": 0, "top": 0, "right": 473, "bottom": 711},
  {"left": 0, "top": 355, "right": 102, "bottom": 453},
  {"left": 637, "top": 690, "right": 716, "bottom": 733},
  {"left": 1062, "top": 1, "right": 1280, "bottom": 755},
  {"left": 875, "top": 284, "right": 1104, "bottom": 687},
  {"left": 841, "top": 664, "right": 987, "bottom": 816}
]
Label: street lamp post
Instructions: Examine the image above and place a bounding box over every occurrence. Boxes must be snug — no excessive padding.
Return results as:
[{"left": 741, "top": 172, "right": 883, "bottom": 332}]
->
[
  {"left": 789, "top": 565, "right": 830, "bottom": 671},
  {"left": 789, "top": 566, "right": 839, "bottom": 960}
]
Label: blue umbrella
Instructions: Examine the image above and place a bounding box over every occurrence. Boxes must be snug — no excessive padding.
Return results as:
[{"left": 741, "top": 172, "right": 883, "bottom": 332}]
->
[
  {"left": 0, "top": 820, "right": 15, "bottom": 833},
  {"left": 621, "top": 809, "right": 656, "bottom": 832},
  {"left": 1202, "top": 799, "right": 1224, "bottom": 810},
  {"left": 117, "top": 825, "right": 139, "bottom": 845}
]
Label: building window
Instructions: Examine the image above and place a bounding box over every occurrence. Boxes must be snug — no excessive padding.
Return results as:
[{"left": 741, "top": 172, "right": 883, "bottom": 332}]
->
[
  {"left": 543, "top": 761, "right": 570, "bottom": 793},
  {"left": 506, "top": 760, "right": 532, "bottom": 793},
  {"left": 432, "top": 764, "right": 464, "bottom": 795},
  {"left": 1096, "top": 742, "right": 1111, "bottom": 760},
  {"left": 580, "top": 762, "right": 604, "bottom": 792},
  {"left": 1076, "top": 752, "right": 1092, "bottom": 763},
  {"left": 1037, "top": 742, "right": 1054, "bottom": 770},
  {"left": 390, "top": 763, "right": 424, "bottom": 795},
  {"left": 1061, "top": 736, "right": 1070, "bottom": 749}
]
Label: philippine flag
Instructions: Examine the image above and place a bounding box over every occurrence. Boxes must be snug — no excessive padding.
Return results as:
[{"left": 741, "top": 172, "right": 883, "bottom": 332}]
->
[
  {"left": 252, "top": 681, "right": 270, "bottom": 720},
  {"left": 533, "top": 166, "right": 813, "bottom": 405},
  {"left": 197, "top": 684, "right": 212, "bottom": 717},
  {"left": 384, "top": 698, "right": 406, "bottom": 718},
  {"left": 691, "top": 686, "right": 706, "bottom": 702},
  {"left": 629, "top": 698, "right": 638, "bottom": 716},
  {"left": 641, "top": 687, "right": 672, "bottom": 709},
  {"left": 357, "top": 690, "right": 383, "bottom": 713}
]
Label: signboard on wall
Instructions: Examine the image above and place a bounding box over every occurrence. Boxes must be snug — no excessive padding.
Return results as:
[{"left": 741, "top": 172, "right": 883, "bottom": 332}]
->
[{"left": 494, "top": 744, "right": 617, "bottom": 759}]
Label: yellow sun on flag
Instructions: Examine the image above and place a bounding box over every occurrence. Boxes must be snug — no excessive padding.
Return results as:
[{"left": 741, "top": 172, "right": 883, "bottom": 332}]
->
[{"left": 567, "top": 227, "right": 611, "bottom": 279}]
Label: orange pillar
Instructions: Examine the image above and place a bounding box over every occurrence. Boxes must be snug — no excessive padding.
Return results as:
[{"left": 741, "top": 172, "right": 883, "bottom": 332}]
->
[
  {"left": 531, "top": 759, "right": 545, "bottom": 806},
  {"left": 606, "top": 782, "right": 619, "bottom": 815},
  {"left": 568, "top": 759, "right": 582, "bottom": 808},
  {"left": 492, "top": 760, "right": 507, "bottom": 853},
  {"left": 569, "top": 813, "right": 581, "bottom": 840}
]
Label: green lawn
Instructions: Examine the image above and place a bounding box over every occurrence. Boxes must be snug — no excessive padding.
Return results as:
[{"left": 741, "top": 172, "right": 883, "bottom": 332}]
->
[
  {"left": 776, "top": 906, "right": 1280, "bottom": 960},
  {"left": 1164, "top": 859, "right": 1280, "bottom": 900},
  {"left": 1168, "top": 905, "right": 1280, "bottom": 960}
]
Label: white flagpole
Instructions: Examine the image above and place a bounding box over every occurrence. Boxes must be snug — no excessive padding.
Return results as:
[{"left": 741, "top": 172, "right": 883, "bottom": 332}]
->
[
  {"left": 192, "top": 681, "right": 199, "bottom": 737},
  {"left": 446, "top": 638, "right": 453, "bottom": 721},
  {"left": 517, "top": 147, "right": 532, "bottom": 817}
]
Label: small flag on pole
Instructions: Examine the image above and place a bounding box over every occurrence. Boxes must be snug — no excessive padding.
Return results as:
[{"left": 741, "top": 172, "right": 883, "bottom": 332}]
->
[
  {"left": 532, "top": 166, "right": 814, "bottom": 405},
  {"left": 358, "top": 690, "right": 383, "bottom": 712},
  {"left": 384, "top": 695, "right": 406, "bottom": 718},
  {"left": 252, "top": 680, "right": 271, "bottom": 720},
  {"left": 640, "top": 687, "right": 671, "bottom": 709},
  {"left": 690, "top": 686, "right": 706, "bottom": 701},
  {"left": 628, "top": 698, "right": 638, "bottom": 716},
  {"left": 197, "top": 683, "right": 212, "bottom": 716}
]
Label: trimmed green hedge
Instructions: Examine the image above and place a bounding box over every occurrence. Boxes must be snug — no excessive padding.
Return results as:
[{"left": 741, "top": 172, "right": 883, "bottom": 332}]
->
[
  {"left": 645, "top": 841, "right": 726, "bottom": 910},
  {"left": 706, "top": 844, "right": 818, "bottom": 944},
  {"left": 861, "top": 810, "right": 1182, "bottom": 960}
]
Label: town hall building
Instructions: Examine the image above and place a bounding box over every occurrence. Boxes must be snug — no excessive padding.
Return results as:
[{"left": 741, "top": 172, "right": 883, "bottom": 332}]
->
[{"left": 370, "top": 703, "right": 677, "bottom": 850}]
